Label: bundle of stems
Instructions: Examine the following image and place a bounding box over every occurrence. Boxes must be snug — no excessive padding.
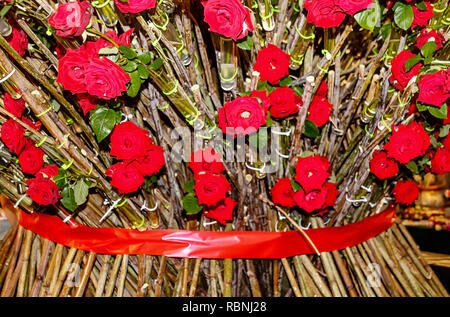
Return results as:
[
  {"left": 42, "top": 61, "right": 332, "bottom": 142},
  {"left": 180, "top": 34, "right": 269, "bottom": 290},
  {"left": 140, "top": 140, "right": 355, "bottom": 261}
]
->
[{"left": 0, "top": 0, "right": 448, "bottom": 297}]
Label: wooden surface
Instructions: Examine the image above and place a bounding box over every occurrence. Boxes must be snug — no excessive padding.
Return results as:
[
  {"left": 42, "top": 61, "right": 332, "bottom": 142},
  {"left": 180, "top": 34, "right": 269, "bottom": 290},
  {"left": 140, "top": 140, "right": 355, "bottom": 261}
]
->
[{"left": 421, "top": 251, "right": 450, "bottom": 268}]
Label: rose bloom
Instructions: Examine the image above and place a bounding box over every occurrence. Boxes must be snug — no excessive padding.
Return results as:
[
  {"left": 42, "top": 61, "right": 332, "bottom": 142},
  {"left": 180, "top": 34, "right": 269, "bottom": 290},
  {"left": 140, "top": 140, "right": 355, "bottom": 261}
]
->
[
  {"left": 25, "top": 176, "right": 61, "bottom": 205},
  {"left": 271, "top": 178, "right": 296, "bottom": 208},
  {"left": 132, "top": 144, "right": 166, "bottom": 176},
  {"left": 317, "top": 80, "right": 328, "bottom": 97},
  {"left": 294, "top": 187, "right": 328, "bottom": 213},
  {"left": 21, "top": 117, "right": 41, "bottom": 131},
  {"left": 384, "top": 122, "right": 431, "bottom": 164},
  {"left": 250, "top": 90, "right": 270, "bottom": 113},
  {"left": 48, "top": 1, "right": 92, "bottom": 37},
  {"left": 370, "top": 150, "right": 399, "bottom": 180},
  {"left": 189, "top": 146, "right": 225, "bottom": 175},
  {"left": 4, "top": 92, "right": 25, "bottom": 118},
  {"left": 110, "top": 121, "right": 153, "bottom": 161},
  {"left": 36, "top": 164, "right": 59, "bottom": 179},
  {"left": 194, "top": 172, "right": 231, "bottom": 206},
  {"left": 307, "top": 95, "right": 332, "bottom": 127},
  {"left": 77, "top": 93, "right": 98, "bottom": 116},
  {"left": 56, "top": 48, "right": 91, "bottom": 94},
  {"left": 84, "top": 29, "right": 134, "bottom": 56},
  {"left": 415, "top": 29, "right": 445, "bottom": 50},
  {"left": 106, "top": 162, "right": 145, "bottom": 194},
  {"left": 304, "top": 0, "right": 346, "bottom": 28},
  {"left": 84, "top": 57, "right": 131, "bottom": 100},
  {"left": 218, "top": 96, "right": 266, "bottom": 136},
  {"left": 431, "top": 147, "right": 450, "bottom": 175},
  {"left": 337, "top": 0, "right": 373, "bottom": 15},
  {"left": 268, "top": 87, "right": 301, "bottom": 118},
  {"left": 6, "top": 20, "right": 28, "bottom": 57},
  {"left": 253, "top": 44, "right": 291, "bottom": 85},
  {"left": 202, "top": 0, "right": 253, "bottom": 41},
  {"left": 294, "top": 155, "right": 331, "bottom": 193},
  {"left": 393, "top": 180, "right": 420, "bottom": 205},
  {"left": 115, "top": 0, "right": 156, "bottom": 13},
  {"left": 389, "top": 50, "right": 421, "bottom": 91},
  {"left": 322, "top": 181, "right": 339, "bottom": 209},
  {"left": 18, "top": 140, "right": 44, "bottom": 175},
  {"left": 411, "top": 2, "right": 434, "bottom": 29},
  {"left": 1, "top": 119, "right": 26, "bottom": 154},
  {"left": 417, "top": 69, "right": 450, "bottom": 107},
  {"left": 203, "top": 197, "right": 237, "bottom": 225}
]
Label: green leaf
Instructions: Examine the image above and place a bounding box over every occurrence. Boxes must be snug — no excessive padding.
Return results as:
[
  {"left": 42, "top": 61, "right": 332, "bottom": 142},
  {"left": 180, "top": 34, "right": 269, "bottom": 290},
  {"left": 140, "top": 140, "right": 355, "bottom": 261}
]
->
[
  {"left": 405, "top": 161, "right": 419, "bottom": 174},
  {"left": 236, "top": 36, "right": 254, "bottom": 50},
  {"left": 290, "top": 178, "right": 302, "bottom": 192},
  {"left": 404, "top": 55, "right": 422, "bottom": 72},
  {"left": 292, "top": 86, "right": 304, "bottom": 97},
  {"left": 394, "top": 3, "right": 414, "bottom": 30},
  {"left": 61, "top": 187, "right": 77, "bottom": 212},
  {"left": 354, "top": 1, "right": 380, "bottom": 31},
  {"left": 90, "top": 106, "right": 118, "bottom": 142},
  {"left": 73, "top": 180, "right": 89, "bottom": 206},
  {"left": 428, "top": 104, "right": 448, "bottom": 119},
  {"left": 184, "top": 179, "right": 195, "bottom": 193},
  {"left": 183, "top": 193, "right": 203, "bottom": 215},
  {"left": 416, "top": 102, "right": 428, "bottom": 112},
  {"left": 279, "top": 76, "right": 293, "bottom": 87},
  {"left": 420, "top": 41, "right": 437, "bottom": 58},
  {"left": 149, "top": 58, "right": 163, "bottom": 71},
  {"left": 303, "top": 120, "right": 320, "bottom": 138},
  {"left": 122, "top": 61, "right": 138, "bottom": 72},
  {"left": 439, "top": 124, "right": 450, "bottom": 138},
  {"left": 127, "top": 70, "right": 142, "bottom": 98},
  {"left": 380, "top": 23, "right": 392, "bottom": 41},
  {"left": 137, "top": 52, "right": 152, "bottom": 64},
  {"left": 137, "top": 64, "right": 150, "bottom": 79},
  {"left": 119, "top": 44, "right": 137, "bottom": 60},
  {"left": 416, "top": 1, "right": 428, "bottom": 11}
]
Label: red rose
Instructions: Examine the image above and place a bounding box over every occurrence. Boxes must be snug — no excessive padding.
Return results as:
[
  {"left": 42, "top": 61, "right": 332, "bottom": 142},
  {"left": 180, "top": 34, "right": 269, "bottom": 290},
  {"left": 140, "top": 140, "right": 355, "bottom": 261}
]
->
[
  {"left": 94, "top": 29, "right": 134, "bottom": 52},
  {"left": 393, "top": 180, "right": 419, "bottom": 205},
  {"left": 408, "top": 103, "right": 416, "bottom": 116},
  {"left": 18, "top": 140, "right": 44, "bottom": 175},
  {"left": 323, "top": 181, "right": 339, "bottom": 209},
  {"left": 106, "top": 162, "right": 145, "bottom": 194},
  {"left": 412, "top": 2, "right": 434, "bottom": 29},
  {"left": 337, "top": 0, "right": 373, "bottom": 15},
  {"left": 48, "top": 1, "right": 92, "bottom": 37},
  {"left": 384, "top": 122, "right": 431, "bottom": 164},
  {"left": 271, "top": 178, "right": 296, "bottom": 208},
  {"left": 443, "top": 134, "right": 450, "bottom": 149},
  {"left": 56, "top": 48, "right": 91, "bottom": 94},
  {"left": 85, "top": 57, "right": 130, "bottom": 99},
  {"left": 36, "top": 164, "right": 59, "bottom": 179},
  {"left": 204, "top": 197, "right": 237, "bottom": 225},
  {"left": 250, "top": 90, "right": 270, "bottom": 113},
  {"left": 268, "top": 87, "right": 301, "bottom": 118},
  {"left": 202, "top": 0, "right": 253, "bottom": 41},
  {"left": 4, "top": 92, "right": 25, "bottom": 118},
  {"left": 294, "top": 188, "right": 327, "bottom": 213},
  {"left": 110, "top": 121, "right": 153, "bottom": 161},
  {"left": 389, "top": 50, "right": 421, "bottom": 91},
  {"left": 25, "top": 177, "right": 61, "bottom": 205},
  {"left": 417, "top": 69, "right": 450, "bottom": 107},
  {"left": 304, "top": 0, "right": 346, "bottom": 28},
  {"left": 189, "top": 146, "right": 225, "bottom": 175},
  {"left": 218, "top": 96, "right": 266, "bottom": 136},
  {"left": 307, "top": 95, "right": 332, "bottom": 127},
  {"left": 294, "top": 155, "right": 331, "bottom": 193},
  {"left": 6, "top": 20, "right": 27, "bottom": 57},
  {"left": 317, "top": 80, "right": 328, "bottom": 96},
  {"left": 253, "top": 44, "right": 290, "bottom": 85},
  {"left": 194, "top": 172, "right": 231, "bottom": 206},
  {"left": 1, "top": 119, "right": 26, "bottom": 154},
  {"left": 114, "top": 0, "right": 156, "bottom": 13},
  {"left": 77, "top": 93, "right": 98, "bottom": 116},
  {"left": 415, "top": 29, "right": 445, "bottom": 50},
  {"left": 370, "top": 150, "right": 399, "bottom": 180},
  {"left": 21, "top": 117, "right": 41, "bottom": 131},
  {"left": 431, "top": 147, "right": 450, "bottom": 174},
  {"left": 132, "top": 144, "right": 166, "bottom": 176}
]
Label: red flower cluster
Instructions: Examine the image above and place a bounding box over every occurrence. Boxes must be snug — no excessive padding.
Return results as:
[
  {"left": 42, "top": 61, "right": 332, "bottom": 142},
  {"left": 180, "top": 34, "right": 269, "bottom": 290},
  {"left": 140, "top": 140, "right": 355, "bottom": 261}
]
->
[
  {"left": 253, "top": 44, "right": 290, "bottom": 85},
  {"left": 393, "top": 180, "right": 420, "bottom": 205},
  {"left": 48, "top": 1, "right": 92, "bottom": 37},
  {"left": 418, "top": 69, "right": 449, "bottom": 108},
  {"left": 188, "top": 147, "right": 236, "bottom": 225},
  {"left": 268, "top": 87, "right": 302, "bottom": 118},
  {"left": 389, "top": 50, "right": 422, "bottom": 91},
  {"left": 6, "top": 20, "right": 28, "bottom": 57},
  {"left": 106, "top": 122, "right": 165, "bottom": 194},
  {"left": 304, "top": 0, "right": 373, "bottom": 28},
  {"left": 271, "top": 155, "right": 339, "bottom": 215},
  {"left": 370, "top": 150, "right": 399, "bottom": 180},
  {"left": 56, "top": 30, "right": 132, "bottom": 100},
  {"left": 1, "top": 117, "right": 60, "bottom": 205},
  {"left": 202, "top": 0, "right": 253, "bottom": 41},
  {"left": 114, "top": 0, "right": 156, "bottom": 14},
  {"left": 411, "top": 2, "right": 434, "bottom": 29},
  {"left": 415, "top": 29, "right": 445, "bottom": 50},
  {"left": 4, "top": 92, "right": 41, "bottom": 130}
]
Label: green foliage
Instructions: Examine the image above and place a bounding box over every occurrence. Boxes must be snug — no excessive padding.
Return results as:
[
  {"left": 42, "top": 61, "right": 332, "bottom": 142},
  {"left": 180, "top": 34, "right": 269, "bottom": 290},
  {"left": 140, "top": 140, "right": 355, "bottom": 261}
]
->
[
  {"left": 393, "top": 3, "right": 414, "bottom": 30},
  {"left": 89, "top": 106, "right": 121, "bottom": 142},
  {"left": 236, "top": 36, "right": 254, "bottom": 50},
  {"left": 303, "top": 120, "right": 320, "bottom": 139},
  {"left": 354, "top": 1, "right": 381, "bottom": 30},
  {"left": 183, "top": 193, "right": 203, "bottom": 215}
]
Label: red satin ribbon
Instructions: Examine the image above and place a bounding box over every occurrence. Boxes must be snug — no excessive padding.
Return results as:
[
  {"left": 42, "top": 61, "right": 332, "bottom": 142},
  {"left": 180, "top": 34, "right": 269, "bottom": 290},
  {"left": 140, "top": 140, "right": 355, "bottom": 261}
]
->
[{"left": 18, "top": 208, "right": 396, "bottom": 259}]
